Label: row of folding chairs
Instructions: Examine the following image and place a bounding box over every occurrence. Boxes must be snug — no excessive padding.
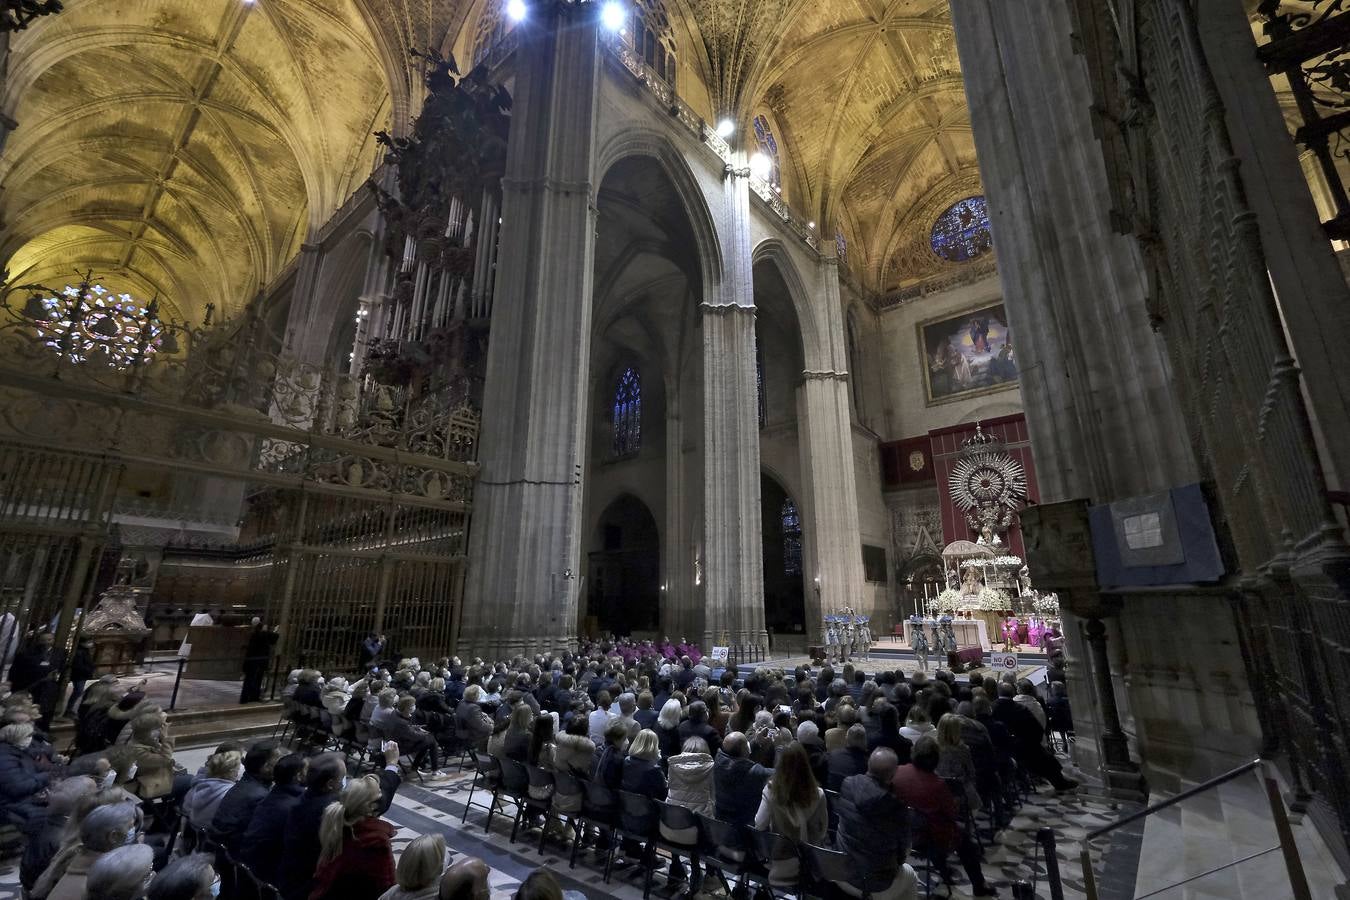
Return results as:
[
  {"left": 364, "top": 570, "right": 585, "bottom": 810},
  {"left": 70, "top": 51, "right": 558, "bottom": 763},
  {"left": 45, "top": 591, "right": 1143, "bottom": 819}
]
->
[{"left": 459, "top": 752, "right": 959, "bottom": 900}]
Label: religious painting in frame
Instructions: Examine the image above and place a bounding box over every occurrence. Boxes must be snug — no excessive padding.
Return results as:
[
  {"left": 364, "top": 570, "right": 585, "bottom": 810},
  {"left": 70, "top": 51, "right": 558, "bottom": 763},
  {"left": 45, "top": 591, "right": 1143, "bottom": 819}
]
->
[{"left": 918, "top": 301, "right": 1018, "bottom": 405}]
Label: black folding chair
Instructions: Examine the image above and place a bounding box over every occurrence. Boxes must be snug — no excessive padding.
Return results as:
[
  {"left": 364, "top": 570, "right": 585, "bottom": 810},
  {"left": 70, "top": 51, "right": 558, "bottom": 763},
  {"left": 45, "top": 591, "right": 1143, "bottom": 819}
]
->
[
  {"left": 803, "top": 841, "right": 877, "bottom": 899},
  {"left": 698, "top": 814, "right": 768, "bottom": 897},
  {"left": 653, "top": 801, "right": 703, "bottom": 890},
  {"left": 496, "top": 757, "right": 533, "bottom": 842},
  {"left": 460, "top": 753, "right": 502, "bottom": 830},
  {"left": 906, "top": 808, "right": 955, "bottom": 899},
  {"left": 751, "top": 828, "right": 803, "bottom": 898},
  {"left": 615, "top": 791, "right": 662, "bottom": 897},
  {"left": 524, "top": 763, "right": 557, "bottom": 853}
]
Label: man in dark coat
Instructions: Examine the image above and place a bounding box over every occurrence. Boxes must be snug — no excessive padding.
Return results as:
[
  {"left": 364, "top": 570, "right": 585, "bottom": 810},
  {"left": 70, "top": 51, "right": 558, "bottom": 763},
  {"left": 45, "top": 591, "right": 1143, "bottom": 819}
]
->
[
  {"left": 238, "top": 753, "right": 308, "bottom": 885},
  {"left": 240, "top": 620, "right": 277, "bottom": 703},
  {"left": 825, "top": 724, "right": 870, "bottom": 791},
  {"left": 10, "top": 632, "right": 64, "bottom": 730},
  {"left": 835, "top": 748, "right": 912, "bottom": 895},
  {"left": 992, "top": 683, "right": 1076, "bottom": 790},
  {"left": 277, "top": 747, "right": 401, "bottom": 900},
  {"left": 209, "top": 741, "right": 282, "bottom": 851},
  {"left": 63, "top": 638, "right": 96, "bottom": 718},
  {"left": 712, "top": 733, "right": 771, "bottom": 826},
  {"left": 677, "top": 701, "right": 721, "bottom": 756}
]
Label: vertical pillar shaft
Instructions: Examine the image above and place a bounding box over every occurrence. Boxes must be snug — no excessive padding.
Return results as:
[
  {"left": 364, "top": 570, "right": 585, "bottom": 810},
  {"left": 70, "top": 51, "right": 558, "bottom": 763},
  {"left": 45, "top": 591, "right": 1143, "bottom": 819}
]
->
[
  {"left": 462, "top": 2, "right": 601, "bottom": 659},
  {"left": 662, "top": 377, "right": 686, "bottom": 639},
  {"left": 1084, "top": 616, "right": 1136, "bottom": 769},
  {"left": 797, "top": 259, "right": 865, "bottom": 639},
  {"left": 701, "top": 162, "right": 764, "bottom": 651}
]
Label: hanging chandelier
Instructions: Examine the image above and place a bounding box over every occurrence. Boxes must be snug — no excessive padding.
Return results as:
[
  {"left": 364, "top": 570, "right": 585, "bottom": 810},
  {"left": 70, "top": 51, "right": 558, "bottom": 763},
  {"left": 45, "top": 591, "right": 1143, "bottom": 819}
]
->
[
  {"left": 25, "top": 281, "right": 163, "bottom": 369},
  {"left": 1, "top": 0, "right": 63, "bottom": 32}
]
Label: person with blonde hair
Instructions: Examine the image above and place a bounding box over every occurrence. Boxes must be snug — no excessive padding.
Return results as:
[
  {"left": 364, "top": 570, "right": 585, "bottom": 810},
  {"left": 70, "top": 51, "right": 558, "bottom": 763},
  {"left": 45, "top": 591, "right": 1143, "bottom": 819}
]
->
[
  {"left": 180, "top": 749, "right": 240, "bottom": 831},
  {"left": 377, "top": 833, "right": 445, "bottom": 900},
  {"left": 309, "top": 774, "right": 397, "bottom": 900},
  {"left": 653, "top": 698, "right": 683, "bottom": 760}
]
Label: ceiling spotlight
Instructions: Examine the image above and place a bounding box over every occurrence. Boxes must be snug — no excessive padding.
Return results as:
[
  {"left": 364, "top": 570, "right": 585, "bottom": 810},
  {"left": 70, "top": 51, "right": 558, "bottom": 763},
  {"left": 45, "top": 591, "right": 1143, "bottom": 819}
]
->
[
  {"left": 808, "top": 221, "right": 816, "bottom": 229},
  {"left": 715, "top": 118, "right": 735, "bottom": 139},
  {"left": 600, "top": 1, "right": 626, "bottom": 31},
  {"left": 507, "top": 0, "right": 527, "bottom": 21},
  {"left": 749, "top": 152, "right": 772, "bottom": 180}
]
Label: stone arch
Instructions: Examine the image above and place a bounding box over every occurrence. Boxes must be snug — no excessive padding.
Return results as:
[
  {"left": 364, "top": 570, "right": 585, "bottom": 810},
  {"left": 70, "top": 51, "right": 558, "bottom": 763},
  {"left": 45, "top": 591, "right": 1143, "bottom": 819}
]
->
[
  {"left": 751, "top": 238, "right": 827, "bottom": 372},
  {"left": 586, "top": 492, "right": 662, "bottom": 636},
  {"left": 595, "top": 128, "right": 724, "bottom": 309}
]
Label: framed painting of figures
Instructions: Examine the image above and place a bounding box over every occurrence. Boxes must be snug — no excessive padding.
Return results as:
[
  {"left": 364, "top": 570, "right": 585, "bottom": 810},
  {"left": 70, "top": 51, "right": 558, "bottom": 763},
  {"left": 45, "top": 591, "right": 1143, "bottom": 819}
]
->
[{"left": 918, "top": 302, "right": 1018, "bottom": 405}]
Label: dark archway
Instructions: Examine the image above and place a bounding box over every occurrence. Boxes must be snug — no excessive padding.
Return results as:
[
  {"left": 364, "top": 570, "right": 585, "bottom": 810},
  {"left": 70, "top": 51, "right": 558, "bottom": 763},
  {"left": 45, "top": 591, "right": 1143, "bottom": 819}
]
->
[
  {"left": 761, "top": 473, "right": 806, "bottom": 639},
  {"left": 586, "top": 494, "right": 660, "bottom": 637}
]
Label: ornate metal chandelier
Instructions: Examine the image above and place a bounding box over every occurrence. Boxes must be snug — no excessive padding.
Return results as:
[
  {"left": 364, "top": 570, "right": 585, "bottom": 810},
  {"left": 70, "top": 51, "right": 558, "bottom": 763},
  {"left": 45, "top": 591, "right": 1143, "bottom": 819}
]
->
[{"left": 1, "top": 0, "right": 63, "bottom": 32}]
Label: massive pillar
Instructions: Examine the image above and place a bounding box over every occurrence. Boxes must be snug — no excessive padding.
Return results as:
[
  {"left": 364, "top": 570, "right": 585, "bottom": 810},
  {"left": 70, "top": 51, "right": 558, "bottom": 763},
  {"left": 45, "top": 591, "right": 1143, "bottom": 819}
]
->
[
  {"left": 950, "top": 0, "right": 1196, "bottom": 789},
  {"left": 797, "top": 258, "right": 865, "bottom": 640},
  {"left": 702, "top": 163, "right": 766, "bottom": 652},
  {"left": 461, "top": 2, "right": 601, "bottom": 658}
]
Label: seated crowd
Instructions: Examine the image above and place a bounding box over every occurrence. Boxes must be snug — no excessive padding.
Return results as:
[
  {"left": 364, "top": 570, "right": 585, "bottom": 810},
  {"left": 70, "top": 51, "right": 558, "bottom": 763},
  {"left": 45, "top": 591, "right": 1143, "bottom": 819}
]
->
[{"left": 0, "top": 639, "right": 1075, "bottom": 900}]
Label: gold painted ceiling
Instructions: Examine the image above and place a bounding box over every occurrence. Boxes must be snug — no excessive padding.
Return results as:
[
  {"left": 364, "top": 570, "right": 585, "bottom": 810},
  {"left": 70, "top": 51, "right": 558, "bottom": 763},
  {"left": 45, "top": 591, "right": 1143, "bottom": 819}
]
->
[{"left": 0, "top": 0, "right": 976, "bottom": 323}]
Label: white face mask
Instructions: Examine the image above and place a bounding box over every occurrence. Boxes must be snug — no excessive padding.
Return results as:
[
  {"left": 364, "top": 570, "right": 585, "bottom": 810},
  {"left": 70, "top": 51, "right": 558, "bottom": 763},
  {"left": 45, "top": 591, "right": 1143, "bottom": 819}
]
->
[
  {"left": 340, "top": 775, "right": 350, "bottom": 791},
  {"left": 101, "top": 770, "right": 116, "bottom": 789},
  {"left": 125, "top": 826, "right": 138, "bottom": 845},
  {"left": 127, "top": 762, "right": 139, "bottom": 780},
  {"left": 18, "top": 737, "right": 32, "bottom": 749}
]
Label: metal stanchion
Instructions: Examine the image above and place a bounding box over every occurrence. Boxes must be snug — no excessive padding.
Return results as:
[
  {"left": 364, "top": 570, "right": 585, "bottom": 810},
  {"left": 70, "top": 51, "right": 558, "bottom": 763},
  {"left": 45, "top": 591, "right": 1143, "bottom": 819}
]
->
[{"left": 169, "top": 656, "right": 186, "bottom": 711}]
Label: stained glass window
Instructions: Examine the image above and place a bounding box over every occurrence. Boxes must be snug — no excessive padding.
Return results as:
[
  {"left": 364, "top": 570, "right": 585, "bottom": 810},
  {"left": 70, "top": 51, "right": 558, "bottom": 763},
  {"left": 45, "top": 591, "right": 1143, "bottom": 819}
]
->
[
  {"left": 756, "top": 334, "right": 766, "bottom": 429},
  {"left": 32, "top": 284, "right": 162, "bottom": 369},
  {"left": 612, "top": 366, "right": 642, "bottom": 457},
  {"left": 781, "top": 497, "right": 802, "bottom": 577},
  {"left": 752, "top": 115, "right": 782, "bottom": 191},
  {"left": 930, "top": 196, "right": 993, "bottom": 263}
]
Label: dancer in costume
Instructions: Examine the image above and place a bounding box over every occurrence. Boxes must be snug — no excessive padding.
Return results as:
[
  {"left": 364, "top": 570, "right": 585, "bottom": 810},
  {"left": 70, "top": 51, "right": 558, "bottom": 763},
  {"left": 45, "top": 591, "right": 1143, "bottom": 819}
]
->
[{"left": 909, "top": 614, "right": 930, "bottom": 672}]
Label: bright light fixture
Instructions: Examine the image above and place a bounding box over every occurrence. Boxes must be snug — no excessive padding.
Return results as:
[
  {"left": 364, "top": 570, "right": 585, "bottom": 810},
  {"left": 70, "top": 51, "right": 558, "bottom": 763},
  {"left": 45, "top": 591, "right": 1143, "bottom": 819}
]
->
[
  {"left": 507, "top": 0, "right": 527, "bottom": 21},
  {"left": 600, "top": 1, "right": 626, "bottom": 31},
  {"left": 808, "top": 221, "right": 816, "bottom": 229},
  {"left": 749, "top": 152, "right": 772, "bottom": 179},
  {"left": 715, "top": 118, "right": 735, "bottom": 138}
]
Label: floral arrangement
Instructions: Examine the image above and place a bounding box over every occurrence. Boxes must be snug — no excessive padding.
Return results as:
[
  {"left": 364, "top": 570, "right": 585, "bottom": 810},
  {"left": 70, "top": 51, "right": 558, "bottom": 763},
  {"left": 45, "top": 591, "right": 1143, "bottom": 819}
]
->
[
  {"left": 1033, "top": 592, "right": 1061, "bottom": 614},
  {"left": 957, "top": 555, "right": 1022, "bottom": 569},
  {"left": 933, "top": 586, "right": 1012, "bottom": 612}
]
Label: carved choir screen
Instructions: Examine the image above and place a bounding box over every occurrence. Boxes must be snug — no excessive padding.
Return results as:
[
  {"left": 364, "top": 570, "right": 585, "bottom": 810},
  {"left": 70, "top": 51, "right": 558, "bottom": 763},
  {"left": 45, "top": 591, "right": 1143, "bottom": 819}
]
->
[
  {"left": 1071, "top": 0, "right": 1350, "bottom": 863},
  {"left": 0, "top": 270, "right": 480, "bottom": 675}
]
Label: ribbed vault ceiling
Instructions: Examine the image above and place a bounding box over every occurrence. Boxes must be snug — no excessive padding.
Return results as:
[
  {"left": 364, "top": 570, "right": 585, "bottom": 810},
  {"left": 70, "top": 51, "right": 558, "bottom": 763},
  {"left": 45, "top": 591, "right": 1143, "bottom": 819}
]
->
[
  {"left": 0, "top": 0, "right": 397, "bottom": 322},
  {"left": 1, "top": 0, "right": 977, "bottom": 320},
  {"left": 681, "top": 0, "right": 976, "bottom": 289}
]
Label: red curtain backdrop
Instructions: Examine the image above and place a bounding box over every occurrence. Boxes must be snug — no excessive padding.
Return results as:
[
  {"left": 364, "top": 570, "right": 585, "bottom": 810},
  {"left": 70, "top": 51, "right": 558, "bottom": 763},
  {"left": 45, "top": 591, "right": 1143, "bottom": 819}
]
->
[{"left": 928, "top": 414, "right": 1038, "bottom": 560}]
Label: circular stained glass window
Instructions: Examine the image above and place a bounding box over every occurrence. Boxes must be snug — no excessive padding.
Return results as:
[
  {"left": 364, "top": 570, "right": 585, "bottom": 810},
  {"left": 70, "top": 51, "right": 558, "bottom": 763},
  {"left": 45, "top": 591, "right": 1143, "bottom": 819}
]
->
[
  {"left": 32, "top": 284, "right": 162, "bottom": 369},
  {"left": 930, "top": 196, "right": 993, "bottom": 263}
]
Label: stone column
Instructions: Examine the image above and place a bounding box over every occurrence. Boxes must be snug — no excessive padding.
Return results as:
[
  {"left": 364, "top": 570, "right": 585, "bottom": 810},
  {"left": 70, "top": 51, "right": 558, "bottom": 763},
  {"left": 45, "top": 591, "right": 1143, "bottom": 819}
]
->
[
  {"left": 797, "top": 258, "right": 865, "bottom": 641},
  {"left": 1083, "top": 616, "right": 1136, "bottom": 770},
  {"left": 281, "top": 243, "right": 325, "bottom": 359},
  {"left": 948, "top": 0, "right": 1197, "bottom": 504},
  {"left": 461, "top": 1, "right": 602, "bottom": 658},
  {"left": 701, "top": 162, "right": 766, "bottom": 652},
  {"left": 662, "top": 373, "right": 688, "bottom": 640}
]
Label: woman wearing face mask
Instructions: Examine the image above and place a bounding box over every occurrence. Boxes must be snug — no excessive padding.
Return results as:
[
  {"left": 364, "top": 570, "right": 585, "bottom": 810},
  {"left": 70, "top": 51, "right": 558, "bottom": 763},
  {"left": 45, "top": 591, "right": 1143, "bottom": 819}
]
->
[
  {"left": 145, "top": 853, "right": 219, "bottom": 900},
  {"left": 0, "top": 721, "right": 51, "bottom": 836},
  {"left": 309, "top": 774, "right": 398, "bottom": 900},
  {"left": 39, "top": 802, "right": 141, "bottom": 900}
]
